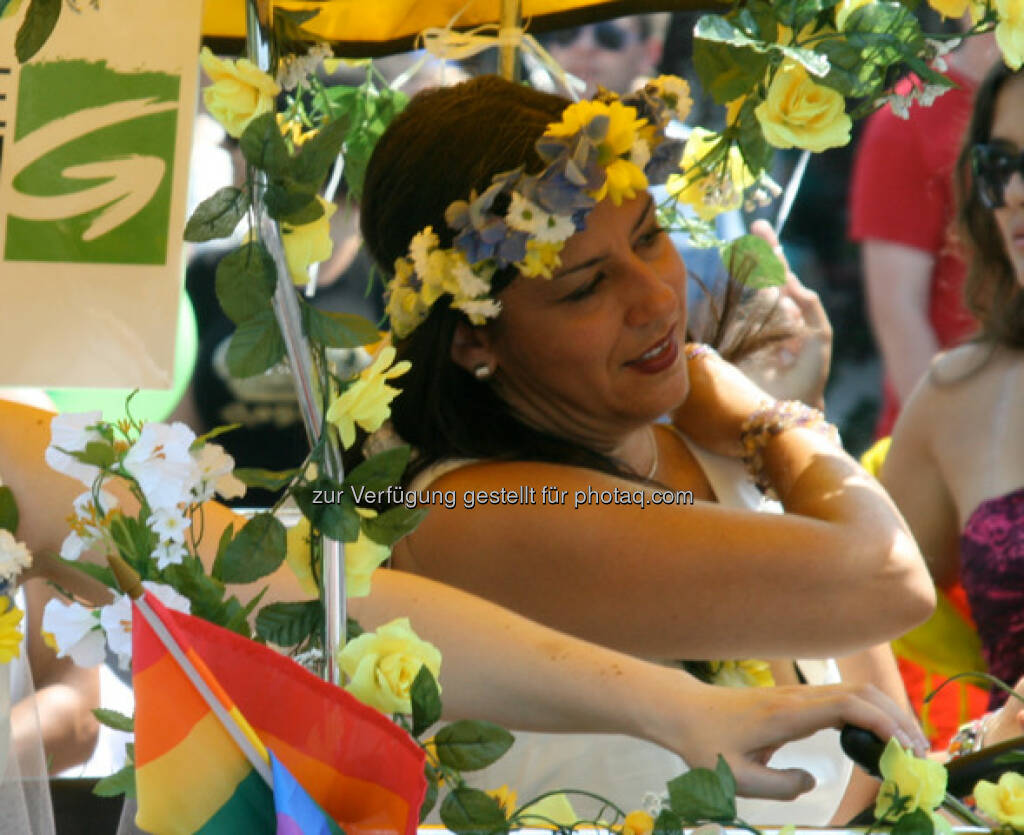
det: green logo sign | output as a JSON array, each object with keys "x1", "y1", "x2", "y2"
[{"x1": 4, "y1": 59, "x2": 179, "y2": 264}]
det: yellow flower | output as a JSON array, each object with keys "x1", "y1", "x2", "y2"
[
  {"x1": 387, "y1": 258, "x2": 431, "y2": 339},
  {"x1": 285, "y1": 517, "x2": 319, "y2": 598},
  {"x1": 874, "y1": 738, "x2": 947, "y2": 822},
  {"x1": 337, "y1": 617, "x2": 442, "y2": 715},
  {"x1": 975, "y1": 772, "x2": 1024, "y2": 829},
  {"x1": 666, "y1": 128, "x2": 754, "y2": 221},
  {"x1": 200, "y1": 46, "x2": 281, "y2": 139},
  {"x1": 519, "y1": 793, "x2": 578, "y2": 827},
  {"x1": 648, "y1": 75, "x2": 693, "y2": 123},
  {"x1": 544, "y1": 99, "x2": 649, "y2": 205},
  {"x1": 995, "y1": 0, "x2": 1024, "y2": 69},
  {"x1": 755, "y1": 62, "x2": 851, "y2": 152},
  {"x1": 281, "y1": 196, "x2": 337, "y2": 286},
  {"x1": 486, "y1": 785, "x2": 518, "y2": 816},
  {"x1": 0, "y1": 596, "x2": 24, "y2": 664},
  {"x1": 835, "y1": 0, "x2": 875, "y2": 29},
  {"x1": 325, "y1": 346, "x2": 411, "y2": 449},
  {"x1": 926, "y1": 0, "x2": 972, "y2": 17},
  {"x1": 710, "y1": 659, "x2": 775, "y2": 688},
  {"x1": 0, "y1": 0, "x2": 23, "y2": 19},
  {"x1": 347, "y1": 508, "x2": 391, "y2": 598},
  {"x1": 620, "y1": 810, "x2": 654, "y2": 835},
  {"x1": 277, "y1": 113, "x2": 319, "y2": 148},
  {"x1": 519, "y1": 240, "x2": 563, "y2": 279}
]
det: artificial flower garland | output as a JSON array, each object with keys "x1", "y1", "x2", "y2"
[
  {"x1": 384, "y1": 75, "x2": 692, "y2": 338},
  {"x1": 0, "y1": 474, "x2": 31, "y2": 665}
]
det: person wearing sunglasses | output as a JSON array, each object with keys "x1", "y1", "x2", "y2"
[
  {"x1": 881, "y1": 62, "x2": 1024, "y2": 749},
  {"x1": 538, "y1": 16, "x2": 662, "y2": 96}
]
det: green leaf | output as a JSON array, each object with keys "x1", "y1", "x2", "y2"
[
  {"x1": 714, "y1": 754, "x2": 737, "y2": 800},
  {"x1": 192, "y1": 424, "x2": 242, "y2": 449},
  {"x1": 294, "y1": 481, "x2": 361, "y2": 542},
  {"x1": 161, "y1": 557, "x2": 228, "y2": 623},
  {"x1": 361, "y1": 505, "x2": 428, "y2": 547},
  {"x1": 93, "y1": 764, "x2": 136, "y2": 799},
  {"x1": 291, "y1": 116, "x2": 351, "y2": 186},
  {"x1": 694, "y1": 38, "x2": 771, "y2": 105},
  {"x1": 255, "y1": 600, "x2": 324, "y2": 647},
  {"x1": 666, "y1": 764, "x2": 736, "y2": 822},
  {"x1": 70, "y1": 440, "x2": 116, "y2": 469},
  {"x1": 15, "y1": 0, "x2": 60, "y2": 62},
  {"x1": 772, "y1": 0, "x2": 826, "y2": 30},
  {"x1": 218, "y1": 513, "x2": 286, "y2": 583},
  {"x1": 345, "y1": 446, "x2": 411, "y2": 495},
  {"x1": 57, "y1": 555, "x2": 117, "y2": 590},
  {"x1": 93, "y1": 708, "x2": 134, "y2": 733},
  {"x1": 240, "y1": 113, "x2": 291, "y2": 177},
  {"x1": 410, "y1": 665, "x2": 442, "y2": 737},
  {"x1": 215, "y1": 243, "x2": 277, "y2": 325},
  {"x1": 226, "y1": 310, "x2": 286, "y2": 378},
  {"x1": 434, "y1": 721, "x2": 514, "y2": 771},
  {"x1": 419, "y1": 771, "x2": 439, "y2": 823},
  {"x1": 342, "y1": 129, "x2": 377, "y2": 202},
  {"x1": 722, "y1": 234, "x2": 786, "y2": 289},
  {"x1": 440, "y1": 787, "x2": 508, "y2": 834},
  {"x1": 210, "y1": 521, "x2": 237, "y2": 583},
  {"x1": 891, "y1": 809, "x2": 935, "y2": 835},
  {"x1": 995, "y1": 750, "x2": 1024, "y2": 765},
  {"x1": 0, "y1": 486, "x2": 19, "y2": 535},
  {"x1": 184, "y1": 187, "x2": 250, "y2": 243},
  {"x1": 735, "y1": 96, "x2": 774, "y2": 178},
  {"x1": 233, "y1": 467, "x2": 299, "y2": 491},
  {"x1": 302, "y1": 304, "x2": 381, "y2": 349},
  {"x1": 653, "y1": 808, "x2": 683, "y2": 835},
  {"x1": 347, "y1": 616, "x2": 364, "y2": 641},
  {"x1": 264, "y1": 181, "x2": 319, "y2": 223},
  {"x1": 777, "y1": 44, "x2": 830, "y2": 77}
]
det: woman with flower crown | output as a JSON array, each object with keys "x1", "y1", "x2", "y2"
[{"x1": 354, "y1": 74, "x2": 935, "y2": 823}]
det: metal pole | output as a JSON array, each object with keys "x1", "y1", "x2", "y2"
[
  {"x1": 498, "y1": 0, "x2": 522, "y2": 81},
  {"x1": 245, "y1": 0, "x2": 346, "y2": 685}
]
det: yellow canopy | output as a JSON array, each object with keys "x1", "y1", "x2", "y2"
[{"x1": 202, "y1": 0, "x2": 725, "y2": 56}]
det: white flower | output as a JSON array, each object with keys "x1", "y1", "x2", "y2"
[
  {"x1": 192, "y1": 443, "x2": 246, "y2": 502},
  {"x1": 505, "y1": 193, "x2": 576, "y2": 244},
  {"x1": 276, "y1": 42, "x2": 333, "y2": 90},
  {"x1": 0, "y1": 531, "x2": 32, "y2": 582},
  {"x1": 629, "y1": 138, "x2": 652, "y2": 172},
  {"x1": 123, "y1": 422, "x2": 201, "y2": 511},
  {"x1": 41, "y1": 599, "x2": 105, "y2": 667},
  {"x1": 60, "y1": 530, "x2": 94, "y2": 561},
  {"x1": 45, "y1": 411, "x2": 104, "y2": 487},
  {"x1": 148, "y1": 506, "x2": 191, "y2": 544},
  {"x1": 408, "y1": 227, "x2": 439, "y2": 278},
  {"x1": 153, "y1": 540, "x2": 188, "y2": 570},
  {"x1": 73, "y1": 489, "x2": 118, "y2": 519},
  {"x1": 454, "y1": 298, "x2": 502, "y2": 324},
  {"x1": 60, "y1": 489, "x2": 118, "y2": 561},
  {"x1": 101, "y1": 581, "x2": 191, "y2": 669},
  {"x1": 450, "y1": 259, "x2": 490, "y2": 299},
  {"x1": 917, "y1": 84, "x2": 949, "y2": 107}
]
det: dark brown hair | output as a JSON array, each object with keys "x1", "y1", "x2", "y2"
[{"x1": 955, "y1": 63, "x2": 1024, "y2": 349}]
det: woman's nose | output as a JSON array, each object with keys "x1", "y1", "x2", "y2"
[{"x1": 623, "y1": 259, "x2": 679, "y2": 328}]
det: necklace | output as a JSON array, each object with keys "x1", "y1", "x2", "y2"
[{"x1": 642, "y1": 425, "x2": 659, "y2": 480}]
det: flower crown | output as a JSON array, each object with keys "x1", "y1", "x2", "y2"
[{"x1": 385, "y1": 76, "x2": 692, "y2": 338}]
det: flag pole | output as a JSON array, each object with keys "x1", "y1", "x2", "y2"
[{"x1": 109, "y1": 555, "x2": 274, "y2": 788}]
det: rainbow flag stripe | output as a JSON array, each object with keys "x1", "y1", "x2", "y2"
[{"x1": 133, "y1": 592, "x2": 426, "y2": 835}]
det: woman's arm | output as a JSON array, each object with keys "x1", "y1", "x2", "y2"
[{"x1": 355, "y1": 570, "x2": 929, "y2": 799}]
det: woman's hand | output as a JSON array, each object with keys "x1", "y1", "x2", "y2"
[
  {"x1": 649, "y1": 681, "x2": 929, "y2": 800},
  {"x1": 982, "y1": 677, "x2": 1024, "y2": 747},
  {"x1": 672, "y1": 344, "x2": 776, "y2": 457},
  {"x1": 735, "y1": 221, "x2": 833, "y2": 410}
]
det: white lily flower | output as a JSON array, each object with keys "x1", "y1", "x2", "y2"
[
  {"x1": 41, "y1": 599, "x2": 105, "y2": 667},
  {"x1": 192, "y1": 443, "x2": 246, "y2": 502},
  {"x1": 153, "y1": 539, "x2": 188, "y2": 570},
  {"x1": 45, "y1": 411, "x2": 104, "y2": 487},
  {"x1": 101, "y1": 581, "x2": 191, "y2": 669},
  {"x1": 0, "y1": 530, "x2": 32, "y2": 582},
  {"x1": 148, "y1": 506, "x2": 191, "y2": 544},
  {"x1": 123, "y1": 422, "x2": 201, "y2": 511}
]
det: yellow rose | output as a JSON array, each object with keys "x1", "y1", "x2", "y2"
[
  {"x1": 284, "y1": 517, "x2": 319, "y2": 598},
  {"x1": 755, "y1": 62, "x2": 852, "y2": 153},
  {"x1": 666, "y1": 128, "x2": 754, "y2": 221},
  {"x1": 347, "y1": 508, "x2": 391, "y2": 598},
  {"x1": 620, "y1": 810, "x2": 654, "y2": 835},
  {"x1": 874, "y1": 738, "x2": 947, "y2": 821},
  {"x1": 975, "y1": 772, "x2": 1024, "y2": 830},
  {"x1": 0, "y1": 596, "x2": 24, "y2": 664},
  {"x1": 200, "y1": 46, "x2": 281, "y2": 139},
  {"x1": 325, "y1": 346, "x2": 411, "y2": 449},
  {"x1": 995, "y1": 0, "x2": 1024, "y2": 69},
  {"x1": 281, "y1": 196, "x2": 337, "y2": 286},
  {"x1": 337, "y1": 617, "x2": 442, "y2": 715}
]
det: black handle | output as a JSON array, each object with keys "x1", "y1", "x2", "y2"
[
  {"x1": 945, "y1": 735, "x2": 1024, "y2": 797},
  {"x1": 839, "y1": 724, "x2": 886, "y2": 778}
]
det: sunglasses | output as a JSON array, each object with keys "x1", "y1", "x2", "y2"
[
  {"x1": 972, "y1": 143, "x2": 1024, "y2": 209},
  {"x1": 543, "y1": 22, "x2": 638, "y2": 52}
]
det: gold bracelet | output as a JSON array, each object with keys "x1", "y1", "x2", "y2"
[{"x1": 740, "y1": 400, "x2": 840, "y2": 497}]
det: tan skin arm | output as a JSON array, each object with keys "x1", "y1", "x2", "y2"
[{"x1": 878, "y1": 372, "x2": 963, "y2": 589}]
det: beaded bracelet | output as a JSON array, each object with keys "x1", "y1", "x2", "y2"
[
  {"x1": 947, "y1": 713, "x2": 995, "y2": 759},
  {"x1": 739, "y1": 400, "x2": 841, "y2": 497}
]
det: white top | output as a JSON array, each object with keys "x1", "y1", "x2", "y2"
[{"x1": 413, "y1": 437, "x2": 852, "y2": 825}]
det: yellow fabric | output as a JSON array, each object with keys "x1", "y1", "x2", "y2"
[
  {"x1": 202, "y1": 0, "x2": 726, "y2": 44},
  {"x1": 858, "y1": 438, "x2": 987, "y2": 678}
]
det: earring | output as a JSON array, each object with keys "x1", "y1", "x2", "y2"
[{"x1": 473, "y1": 364, "x2": 493, "y2": 380}]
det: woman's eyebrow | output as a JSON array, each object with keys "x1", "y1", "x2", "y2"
[{"x1": 553, "y1": 198, "x2": 656, "y2": 279}]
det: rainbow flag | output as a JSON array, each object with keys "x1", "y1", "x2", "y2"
[{"x1": 132, "y1": 591, "x2": 426, "y2": 835}]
